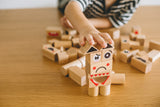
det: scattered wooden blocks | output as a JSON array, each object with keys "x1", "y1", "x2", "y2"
[
  {"x1": 148, "y1": 49, "x2": 160, "y2": 62},
  {"x1": 46, "y1": 26, "x2": 63, "y2": 38},
  {"x1": 132, "y1": 25, "x2": 141, "y2": 35},
  {"x1": 131, "y1": 56, "x2": 152, "y2": 74},
  {"x1": 149, "y1": 40, "x2": 160, "y2": 51},
  {"x1": 68, "y1": 66, "x2": 86, "y2": 86},
  {"x1": 111, "y1": 73, "x2": 125, "y2": 85},
  {"x1": 56, "y1": 51, "x2": 69, "y2": 64},
  {"x1": 42, "y1": 44, "x2": 60, "y2": 61},
  {"x1": 121, "y1": 36, "x2": 130, "y2": 50},
  {"x1": 66, "y1": 47, "x2": 78, "y2": 62}
]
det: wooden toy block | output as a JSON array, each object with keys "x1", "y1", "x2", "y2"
[
  {"x1": 46, "y1": 26, "x2": 63, "y2": 37},
  {"x1": 66, "y1": 47, "x2": 78, "y2": 62},
  {"x1": 64, "y1": 28, "x2": 77, "y2": 36},
  {"x1": 119, "y1": 49, "x2": 139, "y2": 63},
  {"x1": 56, "y1": 51, "x2": 69, "y2": 64},
  {"x1": 72, "y1": 38, "x2": 80, "y2": 48},
  {"x1": 48, "y1": 38, "x2": 59, "y2": 44},
  {"x1": 113, "y1": 50, "x2": 117, "y2": 60},
  {"x1": 148, "y1": 49, "x2": 160, "y2": 62},
  {"x1": 42, "y1": 44, "x2": 60, "y2": 61},
  {"x1": 88, "y1": 87, "x2": 99, "y2": 97},
  {"x1": 136, "y1": 51, "x2": 149, "y2": 61},
  {"x1": 78, "y1": 49, "x2": 85, "y2": 57},
  {"x1": 130, "y1": 41, "x2": 140, "y2": 50},
  {"x1": 121, "y1": 36, "x2": 130, "y2": 50},
  {"x1": 131, "y1": 56, "x2": 152, "y2": 73},
  {"x1": 113, "y1": 37, "x2": 120, "y2": 50},
  {"x1": 80, "y1": 42, "x2": 98, "y2": 55},
  {"x1": 129, "y1": 33, "x2": 137, "y2": 40},
  {"x1": 132, "y1": 25, "x2": 141, "y2": 35},
  {"x1": 149, "y1": 40, "x2": 160, "y2": 51},
  {"x1": 106, "y1": 28, "x2": 120, "y2": 39},
  {"x1": 99, "y1": 85, "x2": 110, "y2": 96},
  {"x1": 61, "y1": 56, "x2": 85, "y2": 76},
  {"x1": 68, "y1": 66, "x2": 86, "y2": 86},
  {"x1": 111, "y1": 73, "x2": 125, "y2": 84},
  {"x1": 52, "y1": 40, "x2": 72, "y2": 49},
  {"x1": 136, "y1": 34, "x2": 146, "y2": 46},
  {"x1": 61, "y1": 34, "x2": 72, "y2": 40}
]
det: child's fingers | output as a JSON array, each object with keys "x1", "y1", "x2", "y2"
[
  {"x1": 100, "y1": 33, "x2": 114, "y2": 44},
  {"x1": 85, "y1": 35, "x2": 94, "y2": 45},
  {"x1": 93, "y1": 34, "x2": 107, "y2": 48},
  {"x1": 79, "y1": 36, "x2": 85, "y2": 46}
]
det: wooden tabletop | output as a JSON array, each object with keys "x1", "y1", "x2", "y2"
[{"x1": 0, "y1": 6, "x2": 160, "y2": 107}]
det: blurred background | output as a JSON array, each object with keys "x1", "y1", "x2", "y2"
[{"x1": 0, "y1": 0, "x2": 160, "y2": 10}]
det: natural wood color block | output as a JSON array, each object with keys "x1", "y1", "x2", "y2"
[
  {"x1": 100, "y1": 85, "x2": 110, "y2": 96},
  {"x1": 106, "y1": 28, "x2": 120, "y2": 39},
  {"x1": 61, "y1": 35, "x2": 72, "y2": 40},
  {"x1": 72, "y1": 38, "x2": 80, "y2": 48},
  {"x1": 42, "y1": 44, "x2": 60, "y2": 61},
  {"x1": 132, "y1": 25, "x2": 141, "y2": 35},
  {"x1": 64, "y1": 28, "x2": 77, "y2": 36},
  {"x1": 88, "y1": 87, "x2": 99, "y2": 97},
  {"x1": 61, "y1": 56, "x2": 85, "y2": 76},
  {"x1": 113, "y1": 50, "x2": 117, "y2": 60},
  {"x1": 80, "y1": 42, "x2": 98, "y2": 54},
  {"x1": 136, "y1": 34, "x2": 146, "y2": 46},
  {"x1": 46, "y1": 26, "x2": 63, "y2": 37},
  {"x1": 66, "y1": 47, "x2": 78, "y2": 62},
  {"x1": 48, "y1": 38, "x2": 59, "y2": 44},
  {"x1": 57, "y1": 52, "x2": 69, "y2": 65},
  {"x1": 111, "y1": 73, "x2": 125, "y2": 84},
  {"x1": 121, "y1": 36, "x2": 130, "y2": 50},
  {"x1": 78, "y1": 49, "x2": 85, "y2": 57},
  {"x1": 52, "y1": 40, "x2": 72, "y2": 49},
  {"x1": 148, "y1": 49, "x2": 160, "y2": 62},
  {"x1": 136, "y1": 51, "x2": 149, "y2": 61},
  {"x1": 129, "y1": 33, "x2": 137, "y2": 40},
  {"x1": 149, "y1": 40, "x2": 160, "y2": 51},
  {"x1": 68, "y1": 66, "x2": 86, "y2": 86},
  {"x1": 130, "y1": 41, "x2": 140, "y2": 50},
  {"x1": 131, "y1": 56, "x2": 152, "y2": 74}
]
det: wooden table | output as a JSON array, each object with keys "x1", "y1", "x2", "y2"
[{"x1": 0, "y1": 6, "x2": 160, "y2": 107}]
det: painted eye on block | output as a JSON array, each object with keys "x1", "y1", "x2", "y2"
[
  {"x1": 104, "y1": 52, "x2": 111, "y2": 59},
  {"x1": 93, "y1": 54, "x2": 101, "y2": 62}
]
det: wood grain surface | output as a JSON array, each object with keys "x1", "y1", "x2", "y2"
[{"x1": 0, "y1": 6, "x2": 160, "y2": 107}]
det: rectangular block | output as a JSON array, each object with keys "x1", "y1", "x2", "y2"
[
  {"x1": 72, "y1": 38, "x2": 80, "y2": 48},
  {"x1": 129, "y1": 33, "x2": 137, "y2": 40},
  {"x1": 121, "y1": 36, "x2": 130, "y2": 50},
  {"x1": 68, "y1": 66, "x2": 86, "y2": 86},
  {"x1": 66, "y1": 47, "x2": 78, "y2": 62},
  {"x1": 136, "y1": 35, "x2": 146, "y2": 46},
  {"x1": 56, "y1": 52, "x2": 69, "y2": 64},
  {"x1": 52, "y1": 40, "x2": 72, "y2": 49},
  {"x1": 64, "y1": 28, "x2": 77, "y2": 36},
  {"x1": 148, "y1": 49, "x2": 160, "y2": 62},
  {"x1": 149, "y1": 40, "x2": 160, "y2": 51},
  {"x1": 136, "y1": 51, "x2": 149, "y2": 61},
  {"x1": 106, "y1": 28, "x2": 120, "y2": 39},
  {"x1": 132, "y1": 25, "x2": 141, "y2": 35},
  {"x1": 130, "y1": 41, "x2": 140, "y2": 50},
  {"x1": 61, "y1": 34, "x2": 72, "y2": 40},
  {"x1": 46, "y1": 26, "x2": 63, "y2": 37},
  {"x1": 111, "y1": 73, "x2": 125, "y2": 85},
  {"x1": 131, "y1": 56, "x2": 152, "y2": 73},
  {"x1": 42, "y1": 44, "x2": 60, "y2": 61},
  {"x1": 80, "y1": 42, "x2": 98, "y2": 54}
]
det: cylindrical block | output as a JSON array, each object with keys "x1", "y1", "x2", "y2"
[
  {"x1": 100, "y1": 85, "x2": 110, "y2": 96},
  {"x1": 57, "y1": 52, "x2": 69, "y2": 65},
  {"x1": 88, "y1": 87, "x2": 99, "y2": 97},
  {"x1": 111, "y1": 73, "x2": 125, "y2": 84},
  {"x1": 52, "y1": 41, "x2": 72, "y2": 49}
]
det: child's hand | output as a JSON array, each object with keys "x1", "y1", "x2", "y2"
[
  {"x1": 60, "y1": 16, "x2": 73, "y2": 29},
  {"x1": 79, "y1": 29, "x2": 114, "y2": 48}
]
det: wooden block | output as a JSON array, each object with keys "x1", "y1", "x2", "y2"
[
  {"x1": 129, "y1": 33, "x2": 137, "y2": 40},
  {"x1": 130, "y1": 41, "x2": 140, "y2": 50},
  {"x1": 80, "y1": 42, "x2": 98, "y2": 55},
  {"x1": 61, "y1": 34, "x2": 72, "y2": 40},
  {"x1": 131, "y1": 56, "x2": 152, "y2": 73},
  {"x1": 106, "y1": 28, "x2": 120, "y2": 39},
  {"x1": 46, "y1": 26, "x2": 63, "y2": 37},
  {"x1": 72, "y1": 38, "x2": 80, "y2": 48},
  {"x1": 68, "y1": 66, "x2": 86, "y2": 86},
  {"x1": 132, "y1": 25, "x2": 141, "y2": 35},
  {"x1": 48, "y1": 38, "x2": 59, "y2": 44},
  {"x1": 61, "y1": 56, "x2": 85, "y2": 76},
  {"x1": 88, "y1": 87, "x2": 99, "y2": 97},
  {"x1": 136, "y1": 51, "x2": 149, "y2": 61},
  {"x1": 111, "y1": 73, "x2": 125, "y2": 84},
  {"x1": 42, "y1": 44, "x2": 60, "y2": 61},
  {"x1": 64, "y1": 28, "x2": 77, "y2": 36},
  {"x1": 56, "y1": 51, "x2": 69, "y2": 64},
  {"x1": 113, "y1": 50, "x2": 117, "y2": 60},
  {"x1": 78, "y1": 49, "x2": 85, "y2": 57},
  {"x1": 149, "y1": 40, "x2": 160, "y2": 51},
  {"x1": 136, "y1": 34, "x2": 146, "y2": 46},
  {"x1": 121, "y1": 36, "x2": 130, "y2": 50},
  {"x1": 148, "y1": 49, "x2": 160, "y2": 62},
  {"x1": 52, "y1": 40, "x2": 72, "y2": 49},
  {"x1": 66, "y1": 47, "x2": 78, "y2": 62},
  {"x1": 99, "y1": 85, "x2": 110, "y2": 96}
]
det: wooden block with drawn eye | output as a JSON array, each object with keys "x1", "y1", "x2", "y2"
[
  {"x1": 72, "y1": 38, "x2": 80, "y2": 48},
  {"x1": 131, "y1": 56, "x2": 152, "y2": 74},
  {"x1": 46, "y1": 26, "x2": 63, "y2": 38},
  {"x1": 42, "y1": 44, "x2": 60, "y2": 61},
  {"x1": 136, "y1": 51, "x2": 149, "y2": 61},
  {"x1": 121, "y1": 36, "x2": 130, "y2": 50}
]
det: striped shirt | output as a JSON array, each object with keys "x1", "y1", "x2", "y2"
[{"x1": 72, "y1": 0, "x2": 140, "y2": 28}]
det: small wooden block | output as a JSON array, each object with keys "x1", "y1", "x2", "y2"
[
  {"x1": 72, "y1": 38, "x2": 80, "y2": 48},
  {"x1": 66, "y1": 47, "x2": 78, "y2": 62},
  {"x1": 42, "y1": 44, "x2": 60, "y2": 61},
  {"x1": 64, "y1": 28, "x2": 77, "y2": 36},
  {"x1": 131, "y1": 56, "x2": 152, "y2": 73},
  {"x1": 111, "y1": 73, "x2": 125, "y2": 84},
  {"x1": 61, "y1": 56, "x2": 85, "y2": 76},
  {"x1": 136, "y1": 34, "x2": 146, "y2": 46},
  {"x1": 48, "y1": 38, "x2": 59, "y2": 44},
  {"x1": 149, "y1": 40, "x2": 160, "y2": 51},
  {"x1": 57, "y1": 51, "x2": 69, "y2": 64},
  {"x1": 68, "y1": 66, "x2": 86, "y2": 86},
  {"x1": 88, "y1": 87, "x2": 99, "y2": 97},
  {"x1": 106, "y1": 28, "x2": 120, "y2": 39},
  {"x1": 46, "y1": 26, "x2": 63, "y2": 37},
  {"x1": 61, "y1": 34, "x2": 72, "y2": 40},
  {"x1": 52, "y1": 40, "x2": 72, "y2": 49},
  {"x1": 99, "y1": 85, "x2": 110, "y2": 96},
  {"x1": 78, "y1": 49, "x2": 85, "y2": 57},
  {"x1": 132, "y1": 25, "x2": 141, "y2": 35},
  {"x1": 80, "y1": 42, "x2": 98, "y2": 55},
  {"x1": 136, "y1": 51, "x2": 149, "y2": 61},
  {"x1": 129, "y1": 33, "x2": 137, "y2": 40},
  {"x1": 130, "y1": 41, "x2": 140, "y2": 50},
  {"x1": 121, "y1": 36, "x2": 130, "y2": 50},
  {"x1": 148, "y1": 49, "x2": 160, "y2": 62}
]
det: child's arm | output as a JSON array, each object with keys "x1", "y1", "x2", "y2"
[{"x1": 65, "y1": 1, "x2": 113, "y2": 48}]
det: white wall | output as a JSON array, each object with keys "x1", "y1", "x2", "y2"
[{"x1": 0, "y1": 0, "x2": 160, "y2": 10}]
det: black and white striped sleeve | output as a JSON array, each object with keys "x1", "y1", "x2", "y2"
[
  {"x1": 71, "y1": 0, "x2": 90, "y2": 11},
  {"x1": 108, "y1": 0, "x2": 140, "y2": 28}
]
